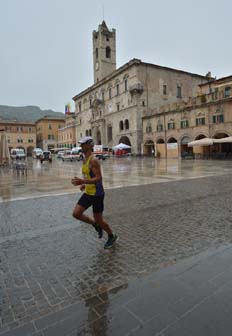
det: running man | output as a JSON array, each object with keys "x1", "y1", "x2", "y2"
[{"x1": 72, "y1": 136, "x2": 118, "y2": 249}]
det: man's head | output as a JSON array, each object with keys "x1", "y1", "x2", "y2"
[{"x1": 78, "y1": 136, "x2": 94, "y2": 153}]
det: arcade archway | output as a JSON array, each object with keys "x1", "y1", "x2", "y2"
[
  {"x1": 118, "y1": 136, "x2": 131, "y2": 146},
  {"x1": 144, "y1": 140, "x2": 155, "y2": 156},
  {"x1": 212, "y1": 132, "x2": 232, "y2": 158}
]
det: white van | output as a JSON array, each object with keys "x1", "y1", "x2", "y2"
[
  {"x1": 32, "y1": 148, "x2": 43, "y2": 159},
  {"x1": 10, "y1": 148, "x2": 26, "y2": 160}
]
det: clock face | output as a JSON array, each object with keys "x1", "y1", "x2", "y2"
[{"x1": 95, "y1": 62, "x2": 99, "y2": 70}]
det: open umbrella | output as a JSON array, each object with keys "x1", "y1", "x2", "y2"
[
  {"x1": 188, "y1": 138, "x2": 214, "y2": 147},
  {"x1": 113, "y1": 143, "x2": 131, "y2": 150}
]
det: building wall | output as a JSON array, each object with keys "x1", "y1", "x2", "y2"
[
  {"x1": 0, "y1": 122, "x2": 36, "y2": 154},
  {"x1": 57, "y1": 115, "x2": 76, "y2": 148},
  {"x1": 74, "y1": 64, "x2": 140, "y2": 150},
  {"x1": 143, "y1": 78, "x2": 232, "y2": 158},
  {"x1": 74, "y1": 62, "x2": 208, "y2": 154},
  {"x1": 36, "y1": 118, "x2": 65, "y2": 150}
]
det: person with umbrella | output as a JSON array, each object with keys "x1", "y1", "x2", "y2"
[{"x1": 71, "y1": 136, "x2": 118, "y2": 249}]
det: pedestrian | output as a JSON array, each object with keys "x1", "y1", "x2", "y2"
[{"x1": 72, "y1": 136, "x2": 118, "y2": 249}]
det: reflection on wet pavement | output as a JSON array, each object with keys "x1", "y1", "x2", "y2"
[
  {"x1": 0, "y1": 158, "x2": 232, "y2": 201},
  {"x1": 1, "y1": 157, "x2": 232, "y2": 202}
]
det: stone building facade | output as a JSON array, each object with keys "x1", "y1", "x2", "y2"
[
  {"x1": 0, "y1": 120, "x2": 36, "y2": 155},
  {"x1": 57, "y1": 113, "x2": 76, "y2": 148},
  {"x1": 36, "y1": 116, "x2": 65, "y2": 150},
  {"x1": 73, "y1": 21, "x2": 209, "y2": 154},
  {"x1": 143, "y1": 75, "x2": 232, "y2": 158}
]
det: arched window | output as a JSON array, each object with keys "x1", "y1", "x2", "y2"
[
  {"x1": 119, "y1": 120, "x2": 124, "y2": 131},
  {"x1": 106, "y1": 46, "x2": 111, "y2": 58},
  {"x1": 125, "y1": 119, "x2": 129, "y2": 130},
  {"x1": 86, "y1": 130, "x2": 89, "y2": 136},
  {"x1": 89, "y1": 129, "x2": 92, "y2": 136}
]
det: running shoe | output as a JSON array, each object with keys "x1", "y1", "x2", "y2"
[{"x1": 104, "y1": 234, "x2": 118, "y2": 249}]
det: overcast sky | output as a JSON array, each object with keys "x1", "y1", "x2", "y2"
[{"x1": 0, "y1": 0, "x2": 231, "y2": 113}]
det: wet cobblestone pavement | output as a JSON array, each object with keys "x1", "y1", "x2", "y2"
[
  {"x1": 1, "y1": 166, "x2": 232, "y2": 334},
  {"x1": 1, "y1": 157, "x2": 232, "y2": 202}
]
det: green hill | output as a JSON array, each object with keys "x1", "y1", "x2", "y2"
[{"x1": 0, "y1": 105, "x2": 65, "y2": 122}]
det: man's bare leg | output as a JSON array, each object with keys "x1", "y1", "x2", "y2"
[
  {"x1": 94, "y1": 213, "x2": 113, "y2": 235},
  {"x1": 72, "y1": 204, "x2": 95, "y2": 225}
]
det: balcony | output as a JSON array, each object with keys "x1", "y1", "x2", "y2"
[
  {"x1": 129, "y1": 83, "x2": 144, "y2": 94},
  {"x1": 90, "y1": 98, "x2": 104, "y2": 109}
]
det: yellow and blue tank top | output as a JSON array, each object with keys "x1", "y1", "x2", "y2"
[{"x1": 82, "y1": 155, "x2": 104, "y2": 196}]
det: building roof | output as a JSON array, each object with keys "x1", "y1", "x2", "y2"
[
  {"x1": 36, "y1": 116, "x2": 65, "y2": 123},
  {"x1": 73, "y1": 58, "x2": 210, "y2": 101},
  {"x1": 0, "y1": 119, "x2": 36, "y2": 125},
  {"x1": 199, "y1": 75, "x2": 232, "y2": 86}
]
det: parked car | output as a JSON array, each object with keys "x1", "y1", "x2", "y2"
[
  {"x1": 40, "y1": 151, "x2": 52, "y2": 163},
  {"x1": 10, "y1": 148, "x2": 26, "y2": 160},
  {"x1": 71, "y1": 147, "x2": 83, "y2": 161},
  {"x1": 61, "y1": 150, "x2": 83, "y2": 162},
  {"x1": 57, "y1": 150, "x2": 65, "y2": 158},
  {"x1": 32, "y1": 148, "x2": 43, "y2": 159}
]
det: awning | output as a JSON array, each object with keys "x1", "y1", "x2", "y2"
[
  {"x1": 213, "y1": 136, "x2": 232, "y2": 143},
  {"x1": 188, "y1": 138, "x2": 214, "y2": 147}
]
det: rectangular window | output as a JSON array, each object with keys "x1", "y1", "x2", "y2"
[
  {"x1": 49, "y1": 124, "x2": 52, "y2": 130},
  {"x1": 181, "y1": 120, "x2": 189, "y2": 128},
  {"x1": 109, "y1": 88, "x2": 112, "y2": 99},
  {"x1": 125, "y1": 79, "x2": 128, "y2": 92},
  {"x1": 116, "y1": 84, "x2": 119, "y2": 96},
  {"x1": 146, "y1": 126, "x2": 152, "y2": 133},
  {"x1": 225, "y1": 87, "x2": 231, "y2": 98},
  {"x1": 116, "y1": 103, "x2": 120, "y2": 112},
  {"x1": 107, "y1": 126, "x2": 113, "y2": 142},
  {"x1": 163, "y1": 85, "x2": 167, "y2": 95},
  {"x1": 102, "y1": 91, "x2": 104, "y2": 101},
  {"x1": 168, "y1": 122, "x2": 175, "y2": 130},
  {"x1": 213, "y1": 114, "x2": 224, "y2": 123},
  {"x1": 214, "y1": 88, "x2": 218, "y2": 100},
  {"x1": 177, "y1": 86, "x2": 182, "y2": 98},
  {"x1": 78, "y1": 102, "x2": 82, "y2": 112},
  {"x1": 196, "y1": 117, "x2": 205, "y2": 126},
  {"x1": 157, "y1": 125, "x2": 163, "y2": 132}
]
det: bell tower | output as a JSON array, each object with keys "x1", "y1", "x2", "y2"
[{"x1": 93, "y1": 21, "x2": 116, "y2": 83}]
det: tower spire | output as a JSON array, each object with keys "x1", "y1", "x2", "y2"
[{"x1": 92, "y1": 22, "x2": 116, "y2": 83}]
